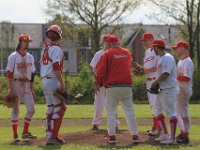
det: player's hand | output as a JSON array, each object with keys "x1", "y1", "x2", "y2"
[
  {"x1": 60, "y1": 82, "x2": 65, "y2": 92},
  {"x1": 151, "y1": 81, "x2": 158, "y2": 89},
  {"x1": 8, "y1": 88, "x2": 14, "y2": 97},
  {"x1": 94, "y1": 83, "x2": 100, "y2": 94},
  {"x1": 32, "y1": 91, "x2": 36, "y2": 100},
  {"x1": 132, "y1": 62, "x2": 139, "y2": 69}
]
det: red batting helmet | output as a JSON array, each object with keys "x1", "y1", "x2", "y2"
[{"x1": 46, "y1": 25, "x2": 62, "y2": 41}]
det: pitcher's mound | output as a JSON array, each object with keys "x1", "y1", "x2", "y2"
[{"x1": 13, "y1": 130, "x2": 199, "y2": 147}]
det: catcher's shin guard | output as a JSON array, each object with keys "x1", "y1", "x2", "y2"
[
  {"x1": 52, "y1": 103, "x2": 66, "y2": 138},
  {"x1": 46, "y1": 104, "x2": 54, "y2": 139}
]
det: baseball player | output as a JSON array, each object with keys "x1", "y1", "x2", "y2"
[
  {"x1": 172, "y1": 41, "x2": 194, "y2": 144},
  {"x1": 141, "y1": 32, "x2": 159, "y2": 136},
  {"x1": 40, "y1": 25, "x2": 66, "y2": 145},
  {"x1": 96, "y1": 35, "x2": 139, "y2": 144},
  {"x1": 151, "y1": 39, "x2": 178, "y2": 144},
  {"x1": 6, "y1": 34, "x2": 37, "y2": 143},
  {"x1": 90, "y1": 34, "x2": 120, "y2": 130}
]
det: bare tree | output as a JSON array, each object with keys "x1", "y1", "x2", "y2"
[
  {"x1": 46, "y1": 0, "x2": 139, "y2": 52},
  {"x1": 148, "y1": 0, "x2": 200, "y2": 68}
]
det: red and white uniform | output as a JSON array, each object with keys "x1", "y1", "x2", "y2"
[
  {"x1": 143, "y1": 48, "x2": 158, "y2": 108},
  {"x1": 6, "y1": 51, "x2": 36, "y2": 125},
  {"x1": 40, "y1": 45, "x2": 65, "y2": 139},
  {"x1": 176, "y1": 56, "x2": 194, "y2": 134},
  {"x1": 90, "y1": 49, "x2": 120, "y2": 126},
  {"x1": 96, "y1": 47, "x2": 138, "y2": 136}
]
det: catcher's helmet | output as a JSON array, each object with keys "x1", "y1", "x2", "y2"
[{"x1": 46, "y1": 25, "x2": 62, "y2": 41}]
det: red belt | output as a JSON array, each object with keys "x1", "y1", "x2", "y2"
[{"x1": 147, "y1": 77, "x2": 156, "y2": 81}]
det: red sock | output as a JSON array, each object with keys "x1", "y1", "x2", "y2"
[
  {"x1": 169, "y1": 117, "x2": 177, "y2": 139},
  {"x1": 23, "y1": 118, "x2": 31, "y2": 134},
  {"x1": 157, "y1": 114, "x2": 168, "y2": 134},
  {"x1": 153, "y1": 116, "x2": 159, "y2": 129},
  {"x1": 12, "y1": 120, "x2": 18, "y2": 136},
  {"x1": 183, "y1": 132, "x2": 189, "y2": 138}
]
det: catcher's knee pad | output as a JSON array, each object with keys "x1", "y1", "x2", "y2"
[{"x1": 52, "y1": 103, "x2": 66, "y2": 120}]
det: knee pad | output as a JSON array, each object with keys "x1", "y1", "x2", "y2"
[{"x1": 52, "y1": 103, "x2": 66, "y2": 120}]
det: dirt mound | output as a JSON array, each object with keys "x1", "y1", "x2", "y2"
[{"x1": 10, "y1": 130, "x2": 200, "y2": 148}]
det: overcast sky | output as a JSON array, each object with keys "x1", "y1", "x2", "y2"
[{"x1": 0, "y1": 0, "x2": 176, "y2": 24}]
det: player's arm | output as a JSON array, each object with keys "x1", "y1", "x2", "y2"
[
  {"x1": 177, "y1": 61, "x2": 193, "y2": 82},
  {"x1": 143, "y1": 67, "x2": 157, "y2": 74},
  {"x1": 7, "y1": 71, "x2": 14, "y2": 94},
  {"x1": 153, "y1": 72, "x2": 169, "y2": 84},
  {"x1": 53, "y1": 62, "x2": 65, "y2": 91},
  {"x1": 96, "y1": 53, "x2": 108, "y2": 86},
  {"x1": 6, "y1": 55, "x2": 15, "y2": 95}
]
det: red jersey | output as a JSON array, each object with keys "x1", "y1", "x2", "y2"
[{"x1": 96, "y1": 46, "x2": 133, "y2": 87}]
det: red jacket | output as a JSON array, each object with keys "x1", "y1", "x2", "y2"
[{"x1": 96, "y1": 46, "x2": 133, "y2": 87}]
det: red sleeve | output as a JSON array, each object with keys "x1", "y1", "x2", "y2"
[
  {"x1": 53, "y1": 62, "x2": 61, "y2": 71},
  {"x1": 96, "y1": 53, "x2": 108, "y2": 86},
  {"x1": 177, "y1": 75, "x2": 190, "y2": 82},
  {"x1": 7, "y1": 71, "x2": 13, "y2": 79}
]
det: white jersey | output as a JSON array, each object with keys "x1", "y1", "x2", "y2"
[
  {"x1": 156, "y1": 53, "x2": 177, "y2": 89},
  {"x1": 6, "y1": 51, "x2": 36, "y2": 80},
  {"x1": 143, "y1": 48, "x2": 158, "y2": 78},
  {"x1": 90, "y1": 49, "x2": 104, "y2": 69},
  {"x1": 40, "y1": 45, "x2": 64, "y2": 78},
  {"x1": 177, "y1": 56, "x2": 194, "y2": 90}
]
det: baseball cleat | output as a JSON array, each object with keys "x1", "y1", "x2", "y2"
[
  {"x1": 176, "y1": 134, "x2": 189, "y2": 144},
  {"x1": 22, "y1": 132, "x2": 37, "y2": 139},
  {"x1": 155, "y1": 134, "x2": 168, "y2": 142},
  {"x1": 56, "y1": 136, "x2": 66, "y2": 144},
  {"x1": 160, "y1": 137, "x2": 177, "y2": 145},
  {"x1": 132, "y1": 135, "x2": 140, "y2": 144},
  {"x1": 91, "y1": 125, "x2": 99, "y2": 131},
  {"x1": 46, "y1": 138, "x2": 60, "y2": 146},
  {"x1": 148, "y1": 127, "x2": 159, "y2": 136},
  {"x1": 13, "y1": 135, "x2": 20, "y2": 143},
  {"x1": 104, "y1": 135, "x2": 116, "y2": 144}
]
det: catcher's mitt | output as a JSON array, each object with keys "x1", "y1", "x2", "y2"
[
  {"x1": 147, "y1": 84, "x2": 160, "y2": 94},
  {"x1": 53, "y1": 89, "x2": 68, "y2": 102},
  {"x1": 132, "y1": 62, "x2": 144, "y2": 75},
  {"x1": 3, "y1": 94, "x2": 18, "y2": 108}
]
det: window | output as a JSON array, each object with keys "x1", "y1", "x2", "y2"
[{"x1": 64, "y1": 52, "x2": 69, "y2": 61}]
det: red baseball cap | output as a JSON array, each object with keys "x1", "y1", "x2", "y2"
[
  {"x1": 141, "y1": 32, "x2": 154, "y2": 41},
  {"x1": 172, "y1": 41, "x2": 189, "y2": 50},
  {"x1": 18, "y1": 34, "x2": 32, "y2": 42},
  {"x1": 104, "y1": 34, "x2": 119, "y2": 43},
  {"x1": 153, "y1": 39, "x2": 165, "y2": 47}
]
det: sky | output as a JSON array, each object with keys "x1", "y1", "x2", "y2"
[{"x1": 0, "y1": 0, "x2": 176, "y2": 24}]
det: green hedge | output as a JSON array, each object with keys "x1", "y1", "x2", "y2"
[{"x1": 0, "y1": 64, "x2": 200, "y2": 104}]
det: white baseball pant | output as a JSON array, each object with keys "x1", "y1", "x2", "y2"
[
  {"x1": 106, "y1": 87, "x2": 138, "y2": 136},
  {"x1": 92, "y1": 87, "x2": 120, "y2": 126},
  {"x1": 12, "y1": 80, "x2": 35, "y2": 121},
  {"x1": 176, "y1": 88, "x2": 192, "y2": 133}
]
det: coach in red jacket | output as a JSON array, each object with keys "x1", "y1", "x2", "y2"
[{"x1": 96, "y1": 35, "x2": 139, "y2": 144}]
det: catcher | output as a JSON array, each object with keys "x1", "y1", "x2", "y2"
[
  {"x1": 6, "y1": 34, "x2": 37, "y2": 143},
  {"x1": 40, "y1": 25, "x2": 67, "y2": 145}
]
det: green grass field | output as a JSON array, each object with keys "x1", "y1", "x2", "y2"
[{"x1": 0, "y1": 104, "x2": 200, "y2": 150}]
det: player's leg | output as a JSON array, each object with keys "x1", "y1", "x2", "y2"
[
  {"x1": 11, "y1": 81, "x2": 22, "y2": 142},
  {"x1": 22, "y1": 83, "x2": 37, "y2": 139},
  {"x1": 177, "y1": 89, "x2": 192, "y2": 144},
  {"x1": 91, "y1": 87, "x2": 106, "y2": 130},
  {"x1": 154, "y1": 91, "x2": 168, "y2": 142},
  {"x1": 42, "y1": 78, "x2": 55, "y2": 145},
  {"x1": 161, "y1": 88, "x2": 178, "y2": 144},
  {"x1": 119, "y1": 87, "x2": 139, "y2": 143},
  {"x1": 49, "y1": 78, "x2": 66, "y2": 144},
  {"x1": 104, "y1": 88, "x2": 120, "y2": 143},
  {"x1": 146, "y1": 81, "x2": 159, "y2": 136}
]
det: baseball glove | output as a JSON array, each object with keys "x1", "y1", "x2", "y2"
[
  {"x1": 132, "y1": 62, "x2": 144, "y2": 75},
  {"x1": 3, "y1": 94, "x2": 19, "y2": 108},
  {"x1": 53, "y1": 89, "x2": 68, "y2": 102},
  {"x1": 147, "y1": 84, "x2": 160, "y2": 94}
]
